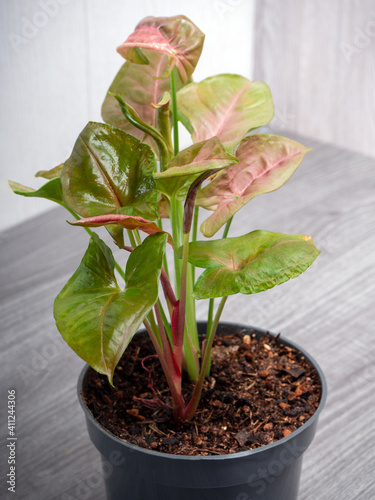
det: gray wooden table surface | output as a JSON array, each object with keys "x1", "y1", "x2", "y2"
[{"x1": 1, "y1": 133, "x2": 374, "y2": 499}]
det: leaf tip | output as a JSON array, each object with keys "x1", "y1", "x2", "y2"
[{"x1": 107, "y1": 372, "x2": 115, "y2": 387}]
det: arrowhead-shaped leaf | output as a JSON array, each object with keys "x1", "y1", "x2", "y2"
[
  {"x1": 153, "y1": 136, "x2": 238, "y2": 200},
  {"x1": 188, "y1": 230, "x2": 320, "y2": 299},
  {"x1": 61, "y1": 122, "x2": 158, "y2": 220},
  {"x1": 196, "y1": 134, "x2": 311, "y2": 237},
  {"x1": 9, "y1": 178, "x2": 64, "y2": 205},
  {"x1": 177, "y1": 75, "x2": 274, "y2": 153},
  {"x1": 116, "y1": 15, "x2": 205, "y2": 83},
  {"x1": 54, "y1": 232, "x2": 167, "y2": 383},
  {"x1": 71, "y1": 214, "x2": 174, "y2": 248}
]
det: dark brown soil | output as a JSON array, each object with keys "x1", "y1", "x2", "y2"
[{"x1": 83, "y1": 328, "x2": 322, "y2": 456}]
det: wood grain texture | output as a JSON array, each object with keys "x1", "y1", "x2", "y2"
[
  {"x1": 0, "y1": 134, "x2": 374, "y2": 498},
  {"x1": 254, "y1": 0, "x2": 375, "y2": 159}
]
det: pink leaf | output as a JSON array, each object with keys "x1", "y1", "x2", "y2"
[
  {"x1": 117, "y1": 15, "x2": 205, "y2": 83},
  {"x1": 196, "y1": 134, "x2": 312, "y2": 237},
  {"x1": 70, "y1": 214, "x2": 174, "y2": 248},
  {"x1": 102, "y1": 52, "x2": 176, "y2": 156},
  {"x1": 177, "y1": 75, "x2": 274, "y2": 153}
]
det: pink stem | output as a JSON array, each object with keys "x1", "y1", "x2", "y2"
[
  {"x1": 161, "y1": 269, "x2": 177, "y2": 307},
  {"x1": 143, "y1": 319, "x2": 185, "y2": 419},
  {"x1": 171, "y1": 300, "x2": 183, "y2": 370}
]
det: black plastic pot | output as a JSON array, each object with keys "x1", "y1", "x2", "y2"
[{"x1": 77, "y1": 322, "x2": 327, "y2": 500}]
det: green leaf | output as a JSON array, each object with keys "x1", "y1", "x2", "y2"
[
  {"x1": 177, "y1": 74, "x2": 274, "y2": 153},
  {"x1": 116, "y1": 15, "x2": 205, "y2": 83},
  {"x1": 54, "y1": 232, "x2": 167, "y2": 383},
  {"x1": 102, "y1": 51, "x2": 185, "y2": 157},
  {"x1": 61, "y1": 121, "x2": 158, "y2": 220},
  {"x1": 35, "y1": 163, "x2": 64, "y2": 179},
  {"x1": 9, "y1": 178, "x2": 64, "y2": 205},
  {"x1": 188, "y1": 230, "x2": 320, "y2": 299},
  {"x1": 196, "y1": 134, "x2": 311, "y2": 237},
  {"x1": 153, "y1": 136, "x2": 238, "y2": 200}
]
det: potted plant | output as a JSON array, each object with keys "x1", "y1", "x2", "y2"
[{"x1": 9, "y1": 15, "x2": 326, "y2": 500}]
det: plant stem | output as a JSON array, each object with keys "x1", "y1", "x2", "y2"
[
  {"x1": 109, "y1": 92, "x2": 169, "y2": 170},
  {"x1": 223, "y1": 216, "x2": 233, "y2": 238},
  {"x1": 127, "y1": 229, "x2": 137, "y2": 248},
  {"x1": 205, "y1": 298, "x2": 215, "y2": 375},
  {"x1": 170, "y1": 67, "x2": 179, "y2": 156},
  {"x1": 143, "y1": 318, "x2": 184, "y2": 419},
  {"x1": 207, "y1": 298, "x2": 215, "y2": 333},
  {"x1": 183, "y1": 296, "x2": 228, "y2": 421},
  {"x1": 134, "y1": 229, "x2": 142, "y2": 246},
  {"x1": 204, "y1": 216, "x2": 233, "y2": 373},
  {"x1": 155, "y1": 95, "x2": 174, "y2": 159},
  {"x1": 192, "y1": 206, "x2": 199, "y2": 242},
  {"x1": 170, "y1": 196, "x2": 182, "y2": 292},
  {"x1": 174, "y1": 231, "x2": 190, "y2": 371},
  {"x1": 157, "y1": 299, "x2": 173, "y2": 344},
  {"x1": 191, "y1": 206, "x2": 199, "y2": 285},
  {"x1": 157, "y1": 219, "x2": 170, "y2": 278},
  {"x1": 147, "y1": 308, "x2": 160, "y2": 346}
]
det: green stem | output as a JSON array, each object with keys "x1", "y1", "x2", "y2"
[
  {"x1": 170, "y1": 196, "x2": 182, "y2": 292},
  {"x1": 109, "y1": 92, "x2": 169, "y2": 170},
  {"x1": 174, "y1": 231, "x2": 190, "y2": 371},
  {"x1": 223, "y1": 216, "x2": 233, "y2": 238},
  {"x1": 170, "y1": 67, "x2": 179, "y2": 156},
  {"x1": 204, "y1": 297, "x2": 215, "y2": 376},
  {"x1": 191, "y1": 206, "x2": 199, "y2": 286},
  {"x1": 158, "y1": 299, "x2": 173, "y2": 345},
  {"x1": 147, "y1": 309, "x2": 160, "y2": 346},
  {"x1": 114, "y1": 260, "x2": 126, "y2": 282},
  {"x1": 192, "y1": 206, "x2": 199, "y2": 243},
  {"x1": 157, "y1": 219, "x2": 170, "y2": 278},
  {"x1": 203, "y1": 216, "x2": 233, "y2": 372},
  {"x1": 127, "y1": 229, "x2": 137, "y2": 248},
  {"x1": 155, "y1": 95, "x2": 174, "y2": 158},
  {"x1": 134, "y1": 229, "x2": 142, "y2": 246},
  {"x1": 183, "y1": 296, "x2": 228, "y2": 421},
  {"x1": 207, "y1": 299, "x2": 215, "y2": 342}
]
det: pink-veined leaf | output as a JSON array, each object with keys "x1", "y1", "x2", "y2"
[
  {"x1": 177, "y1": 74, "x2": 274, "y2": 153},
  {"x1": 187, "y1": 230, "x2": 320, "y2": 299},
  {"x1": 102, "y1": 51, "x2": 183, "y2": 156},
  {"x1": 70, "y1": 214, "x2": 174, "y2": 248},
  {"x1": 116, "y1": 15, "x2": 205, "y2": 83},
  {"x1": 153, "y1": 136, "x2": 238, "y2": 200},
  {"x1": 196, "y1": 134, "x2": 312, "y2": 237}
]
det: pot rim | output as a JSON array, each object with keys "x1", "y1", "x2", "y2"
[{"x1": 77, "y1": 321, "x2": 327, "y2": 462}]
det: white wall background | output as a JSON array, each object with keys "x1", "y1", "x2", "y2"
[
  {"x1": 254, "y1": 0, "x2": 375, "y2": 159},
  {"x1": 0, "y1": 0, "x2": 256, "y2": 231}
]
